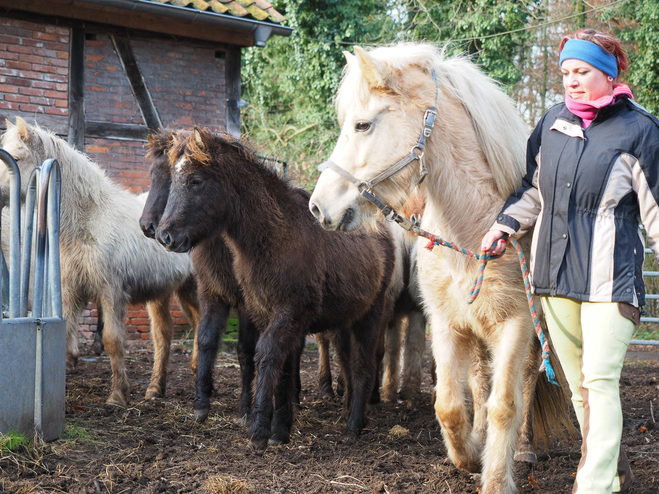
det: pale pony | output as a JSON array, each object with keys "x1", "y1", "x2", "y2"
[{"x1": 1, "y1": 117, "x2": 200, "y2": 407}]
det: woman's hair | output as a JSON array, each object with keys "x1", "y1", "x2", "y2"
[{"x1": 559, "y1": 29, "x2": 629, "y2": 75}]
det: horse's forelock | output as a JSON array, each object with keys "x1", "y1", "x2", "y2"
[{"x1": 337, "y1": 44, "x2": 439, "y2": 124}]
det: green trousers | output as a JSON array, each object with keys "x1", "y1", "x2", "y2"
[{"x1": 541, "y1": 297, "x2": 635, "y2": 494}]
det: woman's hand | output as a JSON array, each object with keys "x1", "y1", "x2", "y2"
[{"x1": 481, "y1": 230, "x2": 507, "y2": 256}]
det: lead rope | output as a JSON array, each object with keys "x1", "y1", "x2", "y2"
[{"x1": 511, "y1": 238, "x2": 557, "y2": 385}]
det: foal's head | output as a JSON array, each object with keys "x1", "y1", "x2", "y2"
[
  {"x1": 140, "y1": 129, "x2": 188, "y2": 238},
  {"x1": 156, "y1": 127, "x2": 251, "y2": 252}
]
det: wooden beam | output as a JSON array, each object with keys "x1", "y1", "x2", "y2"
[
  {"x1": 110, "y1": 35, "x2": 162, "y2": 132},
  {"x1": 67, "y1": 26, "x2": 86, "y2": 151},
  {"x1": 85, "y1": 120, "x2": 149, "y2": 141},
  {"x1": 225, "y1": 46, "x2": 242, "y2": 137}
]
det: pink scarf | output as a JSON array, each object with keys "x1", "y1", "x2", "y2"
[{"x1": 565, "y1": 84, "x2": 633, "y2": 128}]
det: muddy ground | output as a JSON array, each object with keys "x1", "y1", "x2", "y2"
[{"x1": 1, "y1": 338, "x2": 658, "y2": 494}]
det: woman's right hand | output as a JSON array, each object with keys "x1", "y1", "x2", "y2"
[{"x1": 481, "y1": 230, "x2": 507, "y2": 256}]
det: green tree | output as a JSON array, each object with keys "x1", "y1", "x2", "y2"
[
  {"x1": 606, "y1": 0, "x2": 659, "y2": 113},
  {"x1": 388, "y1": 0, "x2": 540, "y2": 89},
  {"x1": 241, "y1": 0, "x2": 388, "y2": 188}
]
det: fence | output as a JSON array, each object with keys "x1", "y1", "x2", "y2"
[
  {"x1": 634, "y1": 245, "x2": 659, "y2": 346},
  {"x1": 0, "y1": 150, "x2": 66, "y2": 441}
]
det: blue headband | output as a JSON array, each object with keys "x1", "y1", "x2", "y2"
[{"x1": 559, "y1": 39, "x2": 618, "y2": 78}]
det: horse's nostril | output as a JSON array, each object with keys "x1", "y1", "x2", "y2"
[
  {"x1": 147, "y1": 223, "x2": 155, "y2": 236},
  {"x1": 157, "y1": 230, "x2": 172, "y2": 247},
  {"x1": 310, "y1": 202, "x2": 321, "y2": 220}
]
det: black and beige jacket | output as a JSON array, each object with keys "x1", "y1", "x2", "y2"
[{"x1": 493, "y1": 97, "x2": 659, "y2": 307}]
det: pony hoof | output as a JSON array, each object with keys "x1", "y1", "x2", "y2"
[
  {"x1": 106, "y1": 394, "x2": 128, "y2": 407},
  {"x1": 249, "y1": 436, "x2": 269, "y2": 451},
  {"x1": 235, "y1": 414, "x2": 248, "y2": 426},
  {"x1": 456, "y1": 460, "x2": 482, "y2": 474},
  {"x1": 268, "y1": 435, "x2": 289, "y2": 447},
  {"x1": 381, "y1": 390, "x2": 397, "y2": 403},
  {"x1": 514, "y1": 450, "x2": 538, "y2": 463},
  {"x1": 319, "y1": 388, "x2": 334, "y2": 401},
  {"x1": 194, "y1": 408, "x2": 210, "y2": 422},
  {"x1": 145, "y1": 387, "x2": 164, "y2": 400},
  {"x1": 343, "y1": 426, "x2": 361, "y2": 440}
]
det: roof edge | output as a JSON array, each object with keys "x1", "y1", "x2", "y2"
[{"x1": 78, "y1": 0, "x2": 292, "y2": 46}]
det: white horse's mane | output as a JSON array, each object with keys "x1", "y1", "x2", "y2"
[{"x1": 337, "y1": 43, "x2": 527, "y2": 199}]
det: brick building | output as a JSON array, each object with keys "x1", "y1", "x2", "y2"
[{"x1": 0, "y1": 0, "x2": 291, "y2": 344}]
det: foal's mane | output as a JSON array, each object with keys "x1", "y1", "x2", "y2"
[
  {"x1": 337, "y1": 43, "x2": 527, "y2": 198},
  {"x1": 170, "y1": 129, "x2": 280, "y2": 182}
]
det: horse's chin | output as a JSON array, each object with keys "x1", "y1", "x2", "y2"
[{"x1": 337, "y1": 207, "x2": 362, "y2": 233}]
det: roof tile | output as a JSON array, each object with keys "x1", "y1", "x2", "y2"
[{"x1": 145, "y1": 0, "x2": 286, "y2": 24}]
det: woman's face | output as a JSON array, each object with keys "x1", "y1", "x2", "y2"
[{"x1": 561, "y1": 58, "x2": 613, "y2": 101}]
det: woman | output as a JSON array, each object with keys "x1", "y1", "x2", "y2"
[{"x1": 481, "y1": 29, "x2": 659, "y2": 493}]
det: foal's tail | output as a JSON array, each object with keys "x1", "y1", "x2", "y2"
[{"x1": 531, "y1": 337, "x2": 580, "y2": 449}]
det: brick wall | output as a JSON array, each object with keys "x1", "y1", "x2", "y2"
[
  {"x1": 0, "y1": 17, "x2": 70, "y2": 132},
  {"x1": 1, "y1": 16, "x2": 228, "y2": 347}
]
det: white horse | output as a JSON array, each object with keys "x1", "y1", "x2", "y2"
[
  {"x1": 1, "y1": 117, "x2": 200, "y2": 407},
  {"x1": 309, "y1": 44, "x2": 572, "y2": 494}
]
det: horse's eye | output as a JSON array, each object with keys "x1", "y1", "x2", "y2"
[
  {"x1": 189, "y1": 177, "x2": 203, "y2": 187},
  {"x1": 355, "y1": 122, "x2": 371, "y2": 132}
]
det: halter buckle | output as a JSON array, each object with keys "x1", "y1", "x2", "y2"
[
  {"x1": 411, "y1": 146, "x2": 424, "y2": 160},
  {"x1": 418, "y1": 159, "x2": 428, "y2": 185},
  {"x1": 423, "y1": 109, "x2": 437, "y2": 136}
]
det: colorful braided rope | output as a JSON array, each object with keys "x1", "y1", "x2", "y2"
[
  {"x1": 512, "y1": 238, "x2": 558, "y2": 385},
  {"x1": 423, "y1": 233, "x2": 505, "y2": 304},
  {"x1": 419, "y1": 230, "x2": 557, "y2": 385}
]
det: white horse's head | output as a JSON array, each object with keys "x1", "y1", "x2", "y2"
[
  {"x1": 309, "y1": 45, "x2": 439, "y2": 232},
  {"x1": 309, "y1": 43, "x2": 527, "y2": 235}
]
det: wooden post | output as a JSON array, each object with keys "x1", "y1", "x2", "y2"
[
  {"x1": 225, "y1": 46, "x2": 241, "y2": 137},
  {"x1": 67, "y1": 27, "x2": 85, "y2": 151},
  {"x1": 111, "y1": 34, "x2": 162, "y2": 131}
]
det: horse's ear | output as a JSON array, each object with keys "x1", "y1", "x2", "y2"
[
  {"x1": 353, "y1": 46, "x2": 388, "y2": 91},
  {"x1": 343, "y1": 50, "x2": 356, "y2": 65},
  {"x1": 4, "y1": 118, "x2": 13, "y2": 130},
  {"x1": 15, "y1": 116, "x2": 29, "y2": 142},
  {"x1": 194, "y1": 127, "x2": 205, "y2": 150}
]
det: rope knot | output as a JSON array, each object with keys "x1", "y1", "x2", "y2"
[{"x1": 425, "y1": 234, "x2": 437, "y2": 251}]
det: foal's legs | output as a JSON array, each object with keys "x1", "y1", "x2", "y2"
[
  {"x1": 480, "y1": 314, "x2": 532, "y2": 494},
  {"x1": 145, "y1": 297, "x2": 174, "y2": 399},
  {"x1": 316, "y1": 332, "x2": 335, "y2": 400},
  {"x1": 175, "y1": 280, "x2": 201, "y2": 376},
  {"x1": 270, "y1": 336, "x2": 305, "y2": 446},
  {"x1": 381, "y1": 311, "x2": 404, "y2": 403},
  {"x1": 344, "y1": 307, "x2": 381, "y2": 437},
  {"x1": 194, "y1": 291, "x2": 231, "y2": 422},
  {"x1": 237, "y1": 312, "x2": 258, "y2": 424},
  {"x1": 399, "y1": 310, "x2": 426, "y2": 403},
  {"x1": 431, "y1": 314, "x2": 482, "y2": 473},
  {"x1": 100, "y1": 297, "x2": 131, "y2": 406},
  {"x1": 248, "y1": 316, "x2": 302, "y2": 450}
]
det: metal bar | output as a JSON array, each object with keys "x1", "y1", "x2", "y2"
[
  {"x1": 629, "y1": 339, "x2": 659, "y2": 346},
  {"x1": 21, "y1": 171, "x2": 39, "y2": 317},
  {"x1": 0, "y1": 148, "x2": 22, "y2": 317},
  {"x1": 33, "y1": 318, "x2": 43, "y2": 435},
  {"x1": 41, "y1": 159, "x2": 62, "y2": 318}
]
